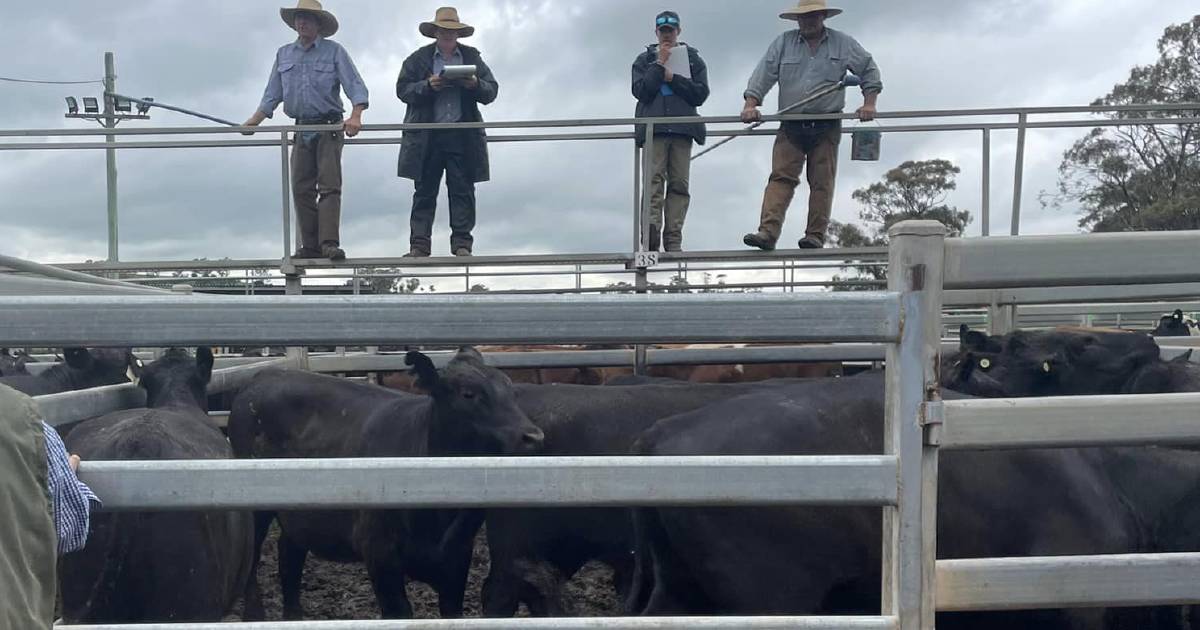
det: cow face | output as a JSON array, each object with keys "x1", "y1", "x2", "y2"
[
  {"x1": 139, "y1": 347, "x2": 214, "y2": 409},
  {"x1": 0, "y1": 348, "x2": 29, "y2": 376},
  {"x1": 407, "y1": 347, "x2": 545, "y2": 455}
]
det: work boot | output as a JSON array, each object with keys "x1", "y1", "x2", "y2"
[
  {"x1": 798, "y1": 236, "x2": 825, "y2": 249},
  {"x1": 453, "y1": 247, "x2": 472, "y2": 257},
  {"x1": 743, "y1": 232, "x2": 776, "y2": 251},
  {"x1": 403, "y1": 248, "x2": 430, "y2": 258},
  {"x1": 647, "y1": 226, "x2": 662, "y2": 252},
  {"x1": 293, "y1": 246, "x2": 322, "y2": 259},
  {"x1": 321, "y1": 241, "x2": 346, "y2": 261}
]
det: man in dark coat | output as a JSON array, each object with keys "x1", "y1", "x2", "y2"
[
  {"x1": 396, "y1": 7, "x2": 499, "y2": 258},
  {"x1": 632, "y1": 10, "x2": 710, "y2": 252}
]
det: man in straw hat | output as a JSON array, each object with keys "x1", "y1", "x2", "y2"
[
  {"x1": 741, "y1": 0, "x2": 882, "y2": 251},
  {"x1": 244, "y1": 0, "x2": 369, "y2": 261},
  {"x1": 396, "y1": 7, "x2": 499, "y2": 258}
]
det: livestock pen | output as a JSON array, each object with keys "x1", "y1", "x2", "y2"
[{"x1": 2, "y1": 223, "x2": 1200, "y2": 629}]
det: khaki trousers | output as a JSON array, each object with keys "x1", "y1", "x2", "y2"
[
  {"x1": 648, "y1": 135, "x2": 693, "y2": 251},
  {"x1": 291, "y1": 130, "x2": 344, "y2": 250},
  {"x1": 756, "y1": 122, "x2": 841, "y2": 245}
]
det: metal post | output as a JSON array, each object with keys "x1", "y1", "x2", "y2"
[
  {"x1": 981, "y1": 129, "x2": 991, "y2": 237},
  {"x1": 640, "y1": 122, "x2": 656, "y2": 252},
  {"x1": 632, "y1": 145, "x2": 642, "y2": 253},
  {"x1": 284, "y1": 273, "x2": 309, "y2": 369},
  {"x1": 987, "y1": 302, "x2": 1016, "y2": 335},
  {"x1": 575, "y1": 264, "x2": 582, "y2": 291},
  {"x1": 1010, "y1": 113, "x2": 1027, "y2": 236},
  {"x1": 104, "y1": 52, "x2": 119, "y2": 262},
  {"x1": 884, "y1": 220, "x2": 946, "y2": 630},
  {"x1": 280, "y1": 131, "x2": 293, "y2": 262}
]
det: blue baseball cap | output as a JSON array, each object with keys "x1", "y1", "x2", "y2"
[{"x1": 655, "y1": 11, "x2": 681, "y2": 30}]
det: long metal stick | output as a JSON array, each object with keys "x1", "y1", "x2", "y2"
[
  {"x1": 691, "y1": 79, "x2": 857, "y2": 162},
  {"x1": 108, "y1": 93, "x2": 241, "y2": 127}
]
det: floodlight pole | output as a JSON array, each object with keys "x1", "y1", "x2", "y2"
[{"x1": 104, "y1": 52, "x2": 119, "y2": 263}]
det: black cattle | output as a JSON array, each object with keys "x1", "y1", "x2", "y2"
[
  {"x1": 1154, "y1": 310, "x2": 1200, "y2": 337},
  {"x1": 942, "y1": 325, "x2": 1199, "y2": 396},
  {"x1": 631, "y1": 374, "x2": 1169, "y2": 629},
  {"x1": 227, "y1": 348, "x2": 544, "y2": 620},
  {"x1": 0, "y1": 347, "x2": 140, "y2": 396},
  {"x1": 484, "y1": 380, "x2": 786, "y2": 617},
  {"x1": 0, "y1": 348, "x2": 30, "y2": 376},
  {"x1": 59, "y1": 348, "x2": 257, "y2": 623}
]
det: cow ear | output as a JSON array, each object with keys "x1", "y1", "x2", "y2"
[
  {"x1": 455, "y1": 346, "x2": 485, "y2": 364},
  {"x1": 406, "y1": 351, "x2": 441, "y2": 391},
  {"x1": 195, "y1": 347, "x2": 214, "y2": 384},
  {"x1": 960, "y1": 327, "x2": 991, "y2": 353},
  {"x1": 1171, "y1": 350, "x2": 1194, "y2": 364},
  {"x1": 64, "y1": 347, "x2": 93, "y2": 370}
]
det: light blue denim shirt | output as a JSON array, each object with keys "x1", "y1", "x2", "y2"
[
  {"x1": 258, "y1": 37, "x2": 369, "y2": 121},
  {"x1": 745, "y1": 27, "x2": 882, "y2": 115},
  {"x1": 432, "y1": 46, "x2": 464, "y2": 124}
]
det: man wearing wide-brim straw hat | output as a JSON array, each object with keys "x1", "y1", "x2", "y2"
[
  {"x1": 741, "y1": 0, "x2": 883, "y2": 252},
  {"x1": 243, "y1": 0, "x2": 369, "y2": 262},
  {"x1": 396, "y1": 7, "x2": 499, "y2": 258}
]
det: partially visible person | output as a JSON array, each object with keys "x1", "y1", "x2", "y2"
[
  {"x1": 0, "y1": 384, "x2": 97, "y2": 629},
  {"x1": 396, "y1": 7, "x2": 499, "y2": 258},
  {"x1": 632, "y1": 10, "x2": 710, "y2": 252},
  {"x1": 741, "y1": 0, "x2": 882, "y2": 251},
  {"x1": 244, "y1": 0, "x2": 369, "y2": 261}
]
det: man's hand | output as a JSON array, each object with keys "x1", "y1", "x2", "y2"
[
  {"x1": 343, "y1": 115, "x2": 363, "y2": 137},
  {"x1": 459, "y1": 75, "x2": 479, "y2": 90},
  {"x1": 428, "y1": 74, "x2": 447, "y2": 92},
  {"x1": 657, "y1": 43, "x2": 673, "y2": 66},
  {"x1": 241, "y1": 118, "x2": 261, "y2": 136},
  {"x1": 69, "y1": 454, "x2": 80, "y2": 473},
  {"x1": 741, "y1": 105, "x2": 762, "y2": 124},
  {"x1": 856, "y1": 103, "x2": 877, "y2": 122},
  {"x1": 663, "y1": 67, "x2": 674, "y2": 82}
]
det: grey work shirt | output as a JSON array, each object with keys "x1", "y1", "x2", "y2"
[
  {"x1": 744, "y1": 27, "x2": 882, "y2": 115},
  {"x1": 432, "y1": 46, "x2": 464, "y2": 124},
  {"x1": 258, "y1": 37, "x2": 369, "y2": 121}
]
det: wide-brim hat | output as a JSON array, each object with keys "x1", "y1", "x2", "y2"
[
  {"x1": 780, "y1": 0, "x2": 844, "y2": 20},
  {"x1": 281, "y1": 0, "x2": 339, "y2": 37},
  {"x1": 420, "y1": 7, "x2": 475, "y2": 38}
]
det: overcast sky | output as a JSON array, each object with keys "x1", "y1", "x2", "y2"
[{"x1": 0, "y1": 1, "x2": 1194, "y2": 269}]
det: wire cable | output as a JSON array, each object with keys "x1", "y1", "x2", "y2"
[{"x1": 0, "y1": 76, "x2": 103, "y2": 85}]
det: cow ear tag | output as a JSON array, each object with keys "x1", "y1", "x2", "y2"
[
  {"x1": 1042, "y1": 361, "x2": 1052, "y2": 373},
  {"x1": 978, "y1": 358, "x2": 991, "y2": 371}
]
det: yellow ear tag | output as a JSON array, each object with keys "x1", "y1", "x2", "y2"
[
  {"x1": 1042, "y1": 361, "x2": 1052, "y2": 373},
  {"x1": 979, "y1": 358, "x2": 991, "y2": 370}
]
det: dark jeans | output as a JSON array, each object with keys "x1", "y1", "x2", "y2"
[{"x1": 410, "y1": 129, "x2": 476, "y2": 253}]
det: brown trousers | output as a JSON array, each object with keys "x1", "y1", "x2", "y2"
[
  {"x1": 291, "y1": 130, "x2": 344, "y2": 250},
  {"x1": 648, "y1": 135, "x2": 693, "y2": 250},
  {"x1": 756, "y1": 122, "x2": 841, "y2": 245}
]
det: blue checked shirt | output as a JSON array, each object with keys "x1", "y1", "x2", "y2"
[
  {"x1": 43, "y1": 422, "x2": 99, "y2": 555},
  {"x1": 257, "y1": 37, "x2": 370, "y2": 121},
  {"x1": 432, "y1": 46, "x2": 465, "y2": 123}
]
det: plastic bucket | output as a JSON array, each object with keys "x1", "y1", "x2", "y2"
[{"x1": 851, "y1": 128, "x2": 881, "y2": 161}]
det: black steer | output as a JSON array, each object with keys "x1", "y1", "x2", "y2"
[
  {"x1": 59, "y1": 348, "x2": 257, "y2": 623},
  {"x1": 0, "y1": 348, "x2": 30, "y2": 376},
  {"x1": 483, "y1": 380, "x2": 789, "y2": 617},
  {"x1": 1153, "y1": 310, "x2": 1199, "y2": 337},
  {"x1": 630, "y1": 373, "x2": 1174, "y2": 629},
  {"x1": 0, "y1": 347, "x2": 140, "y2": 396},
  {"x1": 227, "y1": 347, "x2": 544, "y2": 620}
]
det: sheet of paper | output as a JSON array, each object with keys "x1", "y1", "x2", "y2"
[
  {"x1": 661, "y1": 44, "x2": 691, "y2": 79},
  {"x1": 440, "y1": 65, "x2": 477, "y2": 80}
]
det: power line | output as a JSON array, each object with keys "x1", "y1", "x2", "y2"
[{"x1": 0, "y1": 76, "x2": 103, "y2": 85}]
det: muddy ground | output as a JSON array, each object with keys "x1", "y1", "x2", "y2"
[{"x1": 224, "y1": 524, "x2": 621, "y2": 621}]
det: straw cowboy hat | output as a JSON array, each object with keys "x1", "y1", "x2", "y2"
[
  {"x1": 779, "y1": 0, "x2": 844, "y2": 20},
  {"x1": 420, "y1": 7, "x2": 475, "y2": 38},
  {"x1": 280, "y1": 0, "x2": 339, "y2": 38}
]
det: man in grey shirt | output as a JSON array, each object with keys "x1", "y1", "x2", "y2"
[
  {"x1": 244, "y1": 0, "x2": 369, "y2": 261},
  {"x1": 741, "y1": 0, "x2": 882, "y2": 250}
]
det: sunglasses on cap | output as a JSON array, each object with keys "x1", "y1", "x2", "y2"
[{"x1": 655, "y1": 15, "x2": 680, "y2": 27}]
